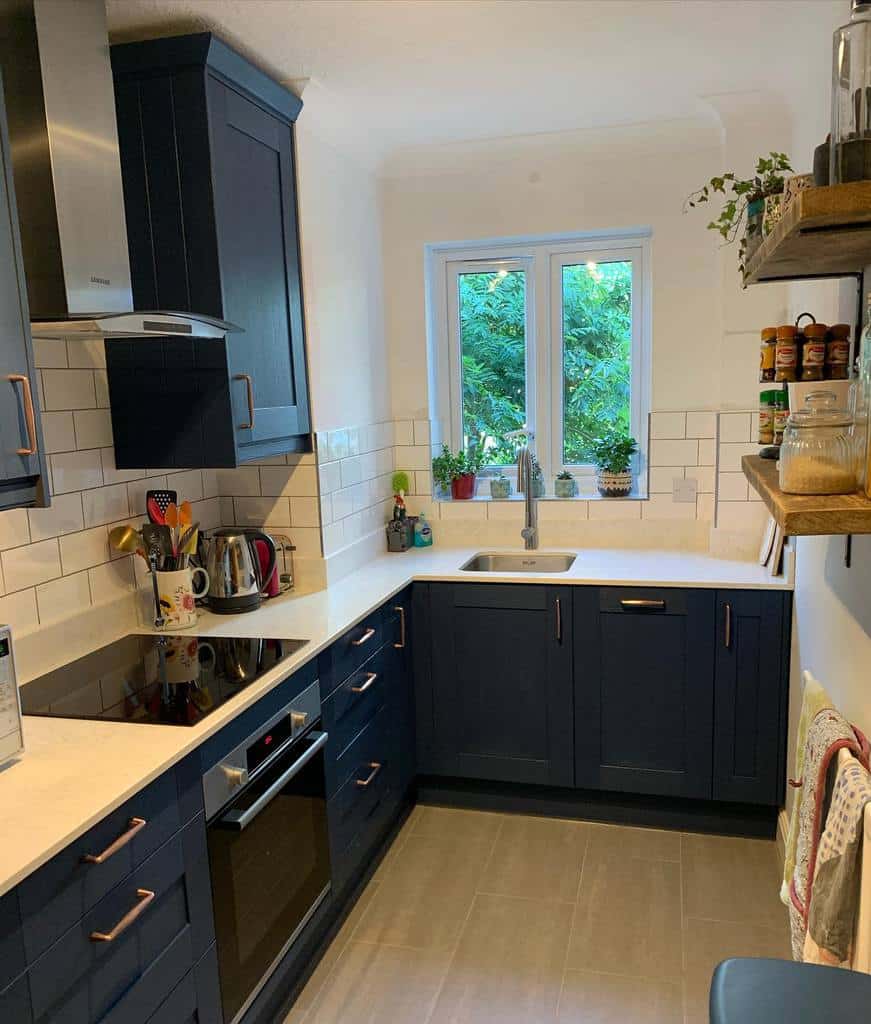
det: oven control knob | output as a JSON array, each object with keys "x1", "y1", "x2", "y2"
[
  {"x1": 221, "y1": 765, "x2": 248, "y2": 788},
  {"x1": 291, "y1": 711, "x2": 308, "y2": 731}
]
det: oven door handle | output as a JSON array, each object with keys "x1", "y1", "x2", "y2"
[{"x1": 220, "y1": 730, "x2": 328, "y2": 831}]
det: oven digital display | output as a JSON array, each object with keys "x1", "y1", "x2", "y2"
[
  {"x1": 247, "y1": 715, "x2": 294, "y2": 773},
  {"x1": 0, "y1": 638, "x2": 9, "y2": 657}
]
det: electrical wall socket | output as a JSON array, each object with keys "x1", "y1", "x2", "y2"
[{"x1": 673, "y1": 476, "x2": 698, "y2": 503}]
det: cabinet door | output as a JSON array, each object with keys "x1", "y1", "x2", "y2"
[
  {"x1": 574, "y1": 588, "x2": 715, "y2": 799},
  {"x1": 429, "y1": 584, "x2": 573, "y2": 786},
  {"x1": 713, "y1": 591, "x2": 789, "y2": 805},
  {"x1": 0, "y1": 77, "x2": 45, "y2": 502},
  {"x1": 208, "y1": 79, "x2": 311, "y2": 461},
  {"x1": 385, "y1": 591, "x2": 415, "y2": 795}
]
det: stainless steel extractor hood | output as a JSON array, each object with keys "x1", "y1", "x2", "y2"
[{"x1": 0, "y1": 0, "x2": 239, "y2": 340}]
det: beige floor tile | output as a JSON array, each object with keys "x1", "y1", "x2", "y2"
[
  {"x1": 429, "y1": 893, "x2": 573, "y2": 1024},
  {"x1": 682, "y1": 916, "x2": 791, "y2": 1023},
  {"x1": 681, "y1": 833, "x2": 785, "y2": 928},
  {"x1": 479, "y1": 814, "x2": 589, "y2": 903},
  {"x1": 302, "y1": 942, "x2": 452, "y2": 1024},
  {"x1": 585, "y1": 823, "x2": 681, "y2": 863},
  {"x1": 558, "y1": 970, "x2": 683, "y2": 1024},
  {"x1": 354, "y1": 834, "x2": 492, "y2": 950},
  {"x1": 410, "y1": 803, "x2": 504, "y2": 843},
  {"x1": 372, "y1": 809, "x2": 418, "y2": 881},
  {"x1": 283, "y1": 881, "x2": 381, "y2": 1023},
  {"x1": 566, "y1": 855, "x2": 682, "y2": 979}
]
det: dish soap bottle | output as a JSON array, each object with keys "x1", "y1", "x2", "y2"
[{"x1": 414, "y1": 512, "x2": 433, "y2": 547}]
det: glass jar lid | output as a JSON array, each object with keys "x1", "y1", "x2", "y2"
[{"x1": 787, "y1": 390, "x2": 853, "y2": 428}]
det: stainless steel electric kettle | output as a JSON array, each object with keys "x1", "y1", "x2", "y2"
[{"x1": 203, "y1": 528, "x2": 277, "y2": 614}]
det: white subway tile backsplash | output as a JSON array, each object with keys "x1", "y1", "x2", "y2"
[
  {"x1": 414, "y1": 471, "x2": 432, "y2": 496},
  {"x1": 718, "y1": 472, "x2": 749, "y2": 501},
  {"x1": 642, "y1": 494, "x2": 698, "y2": 520},
  {"x1": 413, "y1": 419, "x2": 431, "y2": 446},
  {"x1": 41, "y1": 369, "x2": 96, "y2": 411},
  {"x1": 66, "y1": 338, "x2": 106, "y2": 370},
  {"x1": 99, "y1": 448, "x2": 144, "y2": 486},
  {"x1": 718, "y1": 442, "x2": 759, "y2": 473},
  {"x1": 685, "y1": 465, "x2": 715, "y2": 494},
  {"x1": 698, "y1": 438, "x2": 717, "y2": 466},
  {"x1": 0, "y1": 588, "x2": 39, "y2": 633},
  {"x1": 327, "y1": 428, "x2": 350, "y2": 461},
  {"x1": 33, "y1": 338, "x2": 68, "y2": 369},
  {"x1": 291, "y1": 525, "x2": 323, "y2": 555},
  {"x1": 127, "y1": 476, "x2": 165, "y2": 519},
  {"x1": 28, "y1": 493, "x2": 84, "y2": 543},
  {"x1": 0, "y1": 509, "x2": 30, "y2": 550},
  {"x1": 650, "y1": 412, "x2": 686, "y2": 440},
  {"x1": 697, "y1": 493, "x2": 716, "y2": 521},
  {"x1": 649, "y1": 467, "x2": 684, "y2": 494},
  {"x1": 37, "y1": 571, "x2": 91, "y2": 624},
  {"x1": 233, "y1": 496, "x2": 292, "y2": 528},
  {"x1": 347, "y1": 427, "x2": 361, "y2": 457},
  {"x1": 50, "y1": 450, "x2": 103, "y2": 493},
  {"x1": 88, "y1": 558, "x2": 135, "y2": 606},
  {"x1": 318, "y1": 461, "x2": 341, "y2": 495},
  {"x1": 319, "y1": 493, "x2": 333, "y2": 526},
  {"x1": 716, "y1": 501, "x2": 768, "y2": 531},
  {"x1": 588, "y1": 499, "x2": 641, "y2": 520},
  {"x1": 538, "y1": 500, "x2": 589, "y2": 521},
  {"x1": 165, "y1": 469, "x2": 204, "y2": 503},
  {"x1": 685, "y1": 411, "x2": 717, "y2": 439},
  {"x1": 73, "y1": 409, "x2": 113, "y2": 449},
  {"x1": 2, "y1": 538, "x2": 61, "y2": 592},
  {"x1": 397, "y1": 445, "x2": 431, "y2": 471},
  {"x1": 375, "y1": 448, "x2": 394, "y2": 475},
  {"x1": 216, "y1": 467, "x2": 262, "y2": 497},
  {"x1": 650, "y1": 439, "x2": 698, "y2": 466},
  {"x1": 41, "y1": 411, "x2": 76, "y2": 454},
  {"x1": 259, "y1": 465, "x2": 318, "y2": 497},
  {"x1": 94, "y1": 369, "x2": 110, "y2": 408},
  {"x1": 190, "y1": 497, "x2": 222, "y2": 531},
  {"x1": 719, "y1": 412, "x2": 752, "y2": 443},
  {"x1": 59, "y1": 526, "x2": 111, "y2": 575},
  {"x1": 291, "y1": 496, "x2": 320, "y2": 528},
  {"x1": 82, "y1": 483, "x2": 130, "y2": 529},
  {"x1": 393, "y1": 420, "x2": 413, "y2": 445},
  {"x1": 439, "y1": 501, "x2": 487, "y2": 521},
  {"x1": 331, "y1": 487, "x2": 354, "y2": 520},
  {"x1": 322, "y1": 521, "x2": 343, "y2": 555},
  {"x1": 202, "y1": 469, "x2": 220, "y2": 500},
  {"x1": 340, "y1": 456, "x2": 363, "y2": 488}
]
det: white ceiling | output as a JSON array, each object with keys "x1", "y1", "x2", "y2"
[{"x1": 106, "y1": 0, "x2": 846, "y2": 167}]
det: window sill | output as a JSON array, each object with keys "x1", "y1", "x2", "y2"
[{"x1": 433, "y1": 490, "x2": 649, "y2": 504}]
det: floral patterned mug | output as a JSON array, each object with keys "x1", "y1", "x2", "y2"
[{"x1": 155, "y1": 567, "x2": 210, "y2": 630}]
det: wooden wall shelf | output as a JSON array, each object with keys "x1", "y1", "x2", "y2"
[
  {"x1": 743, "y1": 182, "x2": 871, "y2": 285},
  {"x1": 742, "y1": 454, "x2": 871, "y2": 535}
]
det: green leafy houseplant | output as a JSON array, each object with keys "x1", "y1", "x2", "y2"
[
  {"x1": 431, "y1": 444, "x2": 487, "y2": 499},
  {"x1": 590, "y1": 432, "x2": 638, "y2": 497},
  {"x1": 489, "y1": 471, "x2": 512, "y2": 500},
  {"x1": 685, "y1": 152, "x2": 792, "y2": 271}
]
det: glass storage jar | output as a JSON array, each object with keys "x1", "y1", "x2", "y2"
[
  {"x1": 831, "y1": 1, "x2": 871, "y2": 184},
  {"x1": 779, "y1": 391, "x2": 857, "y2": 495}
]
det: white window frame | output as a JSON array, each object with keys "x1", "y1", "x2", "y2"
[{"x1": 425, "y1": 229, "x2": 652, "y2": 489}]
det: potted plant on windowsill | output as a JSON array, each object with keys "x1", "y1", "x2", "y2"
[
  {"x1": 489, "y1": 472, "x2": 512, "y2": 499},
  {"x1": 554, "y1": 470, "x2": 577, "y2": 498},
  {"x1": 590, "y1": 432, "x2": 638, "y2": 498},
  {"x1": 432, "y1": 444, "x2": 486, "y2": 500}
]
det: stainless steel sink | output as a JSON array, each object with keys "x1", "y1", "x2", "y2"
[{"x1": 460, "y1": 552, "x2": 577, "y2": 573}]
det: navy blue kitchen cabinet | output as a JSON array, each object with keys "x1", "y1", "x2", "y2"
[
  {"x1": 574, "y1": 587, "x2": 716, "y2": 799},
  {"x1": 425, "y1": 584, "x2": 574, "y2": 786},
  {"x1": 0, "y1": 74, "x2": 48, "y2": 509},
  {"x1": 713, "y1": 590, "x2": 791, "y2": 806},
  {"x1": 108, "y1": 33, "x2": 311, "y2": 468}
]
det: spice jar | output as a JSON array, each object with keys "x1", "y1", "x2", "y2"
[
  {"x1": 779, "y1": 390, "x2": 857, "y2": 495},
  {"x1": 801, "y1": 324, "x2": 828, "y2": 380},
  {"x1": 759, "y1": 327, "x2": 777, "y2": 382},
  {"x1": 758, "y1": 391, "x2": 775, "y2": 444},
  {"x1": 774, "y1": 325, "x2": 798, "y2": 382},
  {"x1": 826, "y1": 323, "x2": 851, "y2": 379},
  {"x1": 773, "y1": 391, "x2": 789, "y2": 445}
]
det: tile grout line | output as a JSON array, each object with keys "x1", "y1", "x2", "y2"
[
  {"x1": 555, "y1": 833, "x2": 590, "y2": 1019},
  {"x1": 680, "y1": 832, "x2": 689, "y2": 1024},
  {"x1": 421, "y1": 815, "x2": 506, "y2": 1024}
]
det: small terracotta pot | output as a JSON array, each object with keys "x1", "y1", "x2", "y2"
[
  {"x1": 596, "y1": 470, "x2": 632, "y2": 498},
  {"x1": 451, "y1": 473, "x2": 477, "y2": 499}
]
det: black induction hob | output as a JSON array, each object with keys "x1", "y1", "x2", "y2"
[{"x1": 19, "y1": 634, "x2": 308, "y2": 727}]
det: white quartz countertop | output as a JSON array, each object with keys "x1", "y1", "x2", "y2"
[{"x1": 0, "y1": 545, "x2": 791, "y2": 896}]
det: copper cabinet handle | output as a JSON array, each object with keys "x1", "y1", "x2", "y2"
[
  {"x1": 82, "y1": 817, "x2": 146, "y2": 864},
  {"x1": 352, "y1": 627, "x2": 376, "y2": 647},
  {"x1": 234, "y1": 373, "x2": 255, "y2": 429},
  {"x1": 351, "y1": 671, "x2": 378, "y2": 694},
  {"x1": 89, "y1": 888, "x2": 155, "y2": 942},
  {"x1": 724, "y1": 602, "x2": 732, "y2": 649},
  {"x1": 555, "y1": 597, "x2": 562, "y2": 643},
  {"x1": 7, "y1": 374, "x2": 38, "y2": 455},
  {"x1": 393, "y1": 605, "x2": 406, "y2": 649},
  {"x1": 620, "y1": 599, "x2": 666, "y2": 611},
  {"x1": 356, "y1": 762, "x2": 382, "y2": 788}
]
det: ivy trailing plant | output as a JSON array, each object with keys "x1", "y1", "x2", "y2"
[
  {"x1": 684, "y1": 152, "x2": 792, "y2": 272},
  {"x1": 589, "y1": 431, "x2": 638, "y2": 474},
  {"x1": 431, "y1": 444, "x2": 488, "y2": 491}
]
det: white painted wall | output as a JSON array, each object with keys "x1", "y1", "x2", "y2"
[{"x1": 295, "y1": 113, "x2": 390, "y2": 431}]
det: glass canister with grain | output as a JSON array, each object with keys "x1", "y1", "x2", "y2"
[{"x1": 779, "y1": 390, "x2": 857, "y2": 495}]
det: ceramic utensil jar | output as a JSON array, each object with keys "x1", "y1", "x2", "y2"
[{"x1": 155, "y1": 566, "x2": 209, "y2": 629}]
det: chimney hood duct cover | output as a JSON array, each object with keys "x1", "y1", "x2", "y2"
[{"x1": 0, "y1": 0, "x2": 238, "y2": 340}]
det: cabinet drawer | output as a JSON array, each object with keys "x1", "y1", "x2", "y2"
[
  {"x1": 328, "y1": 709, "x2": 395, "y2": 868},
  {"x1": 0, "y1": 973, "x2": 31, "y2": 1023},
  {"x1": 0, "y1": 887, "x2": 25, "y2": 992},
  {"x1": 320, "y1": 611, "x2": 384, "y2": 700},
  {"x1": 147, "y1": 945, "x2": 221, "y2": 1024},
  {"x1": 598, "y1": 587, "x2": 688, "y2": 615},
  {"x1": 19, "y1": 770, "x2": 182, "y2": 964},
  {"x1": 26, "y1": 815, "x2": 213, "y2": 1024},
  {"x1": 323, "y1": 646, "x2": 389, "y2": 771}
]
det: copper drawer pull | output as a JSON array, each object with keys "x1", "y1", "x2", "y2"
[
  {"x1": 393, "y1": 605, "x2": 406, "y2": 649},
  {"x1": 7, "y1": 374, "x2": 38, "y2": 455},
  {"x1": 351, "y1": 671, "x2": 378, "y2": 694},
  {"x1": 82, "y1": 817, "x2": 146, "y2": 864},
  {"x1": 351, "y1": 627, "x2": 376, "y2": 647},
  {"x1": 620, "y1": 599, "x2": 666, "y2": 611},
  {"x1": 356, "y1": 762, "x2": 382, "y2": 788},
  {"x1": 89, "y1": 888, "x2": 155, "y2": 942},
  {"x1": 234, "y1": 373, "x2": 255, "y2": 430},
  {"x1": 724, "y1": 602, "x2": 732, "y2": 649},
  {"x1": 555, "y1": 597, "x2": 562, "y2": 643}
]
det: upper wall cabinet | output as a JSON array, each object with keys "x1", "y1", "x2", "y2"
[
  {"x1": 0, "y1": 76, "x2": 48, "y2": 509},
  {"x1": 108, "y1": 33, "x2": 312, "y2": 468}
]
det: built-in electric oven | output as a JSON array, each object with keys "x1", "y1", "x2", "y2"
[{"x1": 203, "y1": 680, "x2": 331, "y2": 1024}]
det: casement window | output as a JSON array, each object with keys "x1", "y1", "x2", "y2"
[{"x1": 426, "y1": 231, "x2": 651, "y2": 489}]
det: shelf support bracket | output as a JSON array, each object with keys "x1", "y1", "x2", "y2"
[{"x1": 845, "y1": 534, "x2": 853, "y2": 569}]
